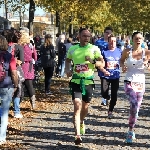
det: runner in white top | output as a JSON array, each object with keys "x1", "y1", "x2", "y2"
[{"x1": 120, "y1": 31, "x2": 150, "y2": 144}]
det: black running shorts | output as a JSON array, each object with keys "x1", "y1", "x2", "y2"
[{"x1": 71, "y1": 82, "x2": 94, "y2": 103}]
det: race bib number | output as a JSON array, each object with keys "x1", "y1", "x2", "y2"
[
  {"x1": 131, "y1": 82, "x2": 144, "y2": 92},
  {"x1": 131, "y1": 74, "x2": 145, "y2": 92},
  {"x1": 107, "y1": 61, "x2": 117, "y2": 69},
  {"x1": 75, "y1": 64, "x2": 89, "y2": 73}
]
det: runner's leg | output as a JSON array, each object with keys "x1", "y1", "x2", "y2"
[
  {"x1": 108, "y1": 78, "x2": 119, "y2": 116},
  {"x1": 72, "y1": 83, "x2": 82, "y2": 136},
  {"x1": 80, "y1": 84, "x2": 93, "y2": 123},
  {"x1": 124, "y1": 82, "x2": 144, "y2": 143},
  {"x1": 101, "y1": 78, "x2": 110, "y2": 105}
]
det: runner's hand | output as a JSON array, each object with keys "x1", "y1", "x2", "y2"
[
  {"x1": 122, "y1": 65, "x2": 127, "y2": 73},
  {"x1": 17, "y1": 60, "x2": 22, "y2": 66},
  {"x1": 85, "y1": 56, "x2": 92, "y2": 63},
  {"x1": 146, "y1": 63, "x2": 150, "y2": 70},
  {"x1": 143, "y1": 58, "x2": 148, "y2": 67},
  {"x1": 95, "y1": 61, "x2": 103, "y2": 68},
  {"x1": 66, "y1": 70, "x2": 72, "y2": 77},
  {"x1": 103, "y1": 70, "x2": 110, "y2": 76}
]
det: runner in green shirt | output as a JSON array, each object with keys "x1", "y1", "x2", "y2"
[{"x1": 65, "y1": 28, "x2": 105, "y2": 145}]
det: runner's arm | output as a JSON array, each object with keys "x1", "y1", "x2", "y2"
[
  {"x1": 94, "y1": 56, "x2": 105, "y2": 68},
  {"x1": 145, "y1": 49, "x2": 150, "y2": 60},
  {"x1": 120, "y1": 49, "x2": 129, "y2": 67},
  {"x1": 93, "y1": 48, "x2": 105, "y2": 69},
  {"x1": 145, "y1": 49, "x2": 150, "y2": 68}
]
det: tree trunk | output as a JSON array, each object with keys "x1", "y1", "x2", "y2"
[
  {"x1": 28, "y1": 0, "x2": 35, "y2": 35},
  {"x1": 56, "y1": 11, "x2": 60, "y2": 33}
]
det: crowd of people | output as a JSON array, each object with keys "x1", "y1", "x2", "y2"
[{"x1": 0, "y1": 26, "x2": 150, "y2": 146}]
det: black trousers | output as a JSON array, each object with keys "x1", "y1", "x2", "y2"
[
  {"x1": 101, "y1": 77, "x2": 119, "y2": 112},
  {"x1": 43, "y1": 67, "x2": 54, "y2": 92}
]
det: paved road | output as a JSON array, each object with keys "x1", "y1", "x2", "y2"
[{"x1": 2, "y1": 72, "x2": 150, "y2": 149}]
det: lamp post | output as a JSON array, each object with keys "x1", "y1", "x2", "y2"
[
  {"x1": 56, "y1": 11, "x2": 60, "y2": 33},
  {"x1": 4, "y1": 0, "x2": 8, "y2": 19},
  {"x1": 69, "y1": 14, "x2": 72, "y2": 36},
  {"x1": 51, "y1": 10, "x2": 55, "y2": 46},
  {"x1": 19, "y1": 6, "x2": 22, "y2": 28}
]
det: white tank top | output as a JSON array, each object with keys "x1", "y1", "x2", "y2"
[{"x1": 125, "y1": 49, "x2": 145, "y2": 82}]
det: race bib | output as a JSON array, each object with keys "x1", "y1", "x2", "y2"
[
  {"x1": 107, "y1": 61, "x2": 117, "y2": 69},
  {"x1": 75, "y1": 64, "x2": 89, "y2": 73},
  {"x1": 131, "y1": 74, "x2": 145, "y2": 92}
]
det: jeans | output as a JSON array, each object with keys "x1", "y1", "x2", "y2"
[
  {"x1": 13, "y1": 97, "x2": 21, "y2": 115},
  {"x1": 0, "y1": 106, "x2": 1, "y2": 117},
  {"x1": 56, "y1": 59, "x2": 65, "y2": 77},
  {"x1": 0, "y1": 88, "x2": 14, "y2": 141},
  {"x1": 60, "y1": 60, "x2": 65, "y2": 77}
]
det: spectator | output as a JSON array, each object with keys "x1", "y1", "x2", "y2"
[
  {"x1": 56, "y1": 34, "x2": 66, "y2": 77},
  {"x1": 20, "y1": 30, "x2": 37, "y2": 109},
  {"x1": 2, "y1": 28, "x2": 24, "y2": 118},
  {"x1": 64, "y1": 38, "x2": 73, "y2": 54},
  {"x1": 0, "y1": 35, "x2": 18, "y2": 145},
  {"x1": 40, "y1": 34, "x2": 56, "y2": 94}
]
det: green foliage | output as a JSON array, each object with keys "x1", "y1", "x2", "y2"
[{"x1": 1, "y1": 0, "x2": 150, "y2": 34}]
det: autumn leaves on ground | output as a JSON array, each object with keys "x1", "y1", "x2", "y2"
[{"x1": 0, "y1": 78, "x2": 70, "y2": 149}]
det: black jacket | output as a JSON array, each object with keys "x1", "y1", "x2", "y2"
[{"x1": 40, "y1": 44, "x2": 56, "y2": 68}]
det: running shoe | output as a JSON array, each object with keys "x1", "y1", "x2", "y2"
[
  {"x1": 14, "y1": 113, "x2": 23, "y2": 118},
  {"x1": 45, "y1": 91, "x2": 53, "y2": 95},
  {"x1": 0, "y1": 140, "x2": 6, "y2": 145},
  {"x1": 125, "y1": 131, "x2": 135, "y2": 144},
  {"x1": 80, "y1": 122, "x2": 85, "y2": 135},
  {"x1": 74, "y1": 135, "x2": 82, "y2": 145},
  {"x1": 108, "y1": 111, "x2": 113, "y2": 119}
]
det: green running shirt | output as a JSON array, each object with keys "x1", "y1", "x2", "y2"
[{"x1": 67, "y1": 43, "x2": 102, "y2": 85}]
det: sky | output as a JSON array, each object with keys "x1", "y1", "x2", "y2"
[{"x1": 0, "y1": 4, "x2": 45, "y2": 18}]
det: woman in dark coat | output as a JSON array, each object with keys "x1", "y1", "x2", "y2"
[{"x1": 40, "y1": 34, "x2": 56, "y2": 94}]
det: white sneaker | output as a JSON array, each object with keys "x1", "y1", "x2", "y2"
[
  {"x1": 101, "y1": 98, "x2": 107, "y2": 106},
  {"x1": 45, "y1": 91, "x2": 53, "y2": 95},
  {"x1": 14, "y1": 114, "x2": 23, "y2": 118},
  {"x1": 0, "y1": 140, "x2": 6, "y2": 145}
]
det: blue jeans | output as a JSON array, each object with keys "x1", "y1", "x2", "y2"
[
  {"x1": 57, "y1": 59, "x2": 65, "y2": 77},
  {"x1": 13, "y1": 97, "x2": 21, "y2": 115},
  {"x1": 60, "y1": 60, "x2": 65, "y2": 77},
  {"x1": 0, "y1": 88, "x2": 14, "y2": 141}
]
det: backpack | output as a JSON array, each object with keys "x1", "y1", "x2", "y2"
[{"x1": 0, "y1": 51, "x2": 7, "y2": 82}]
